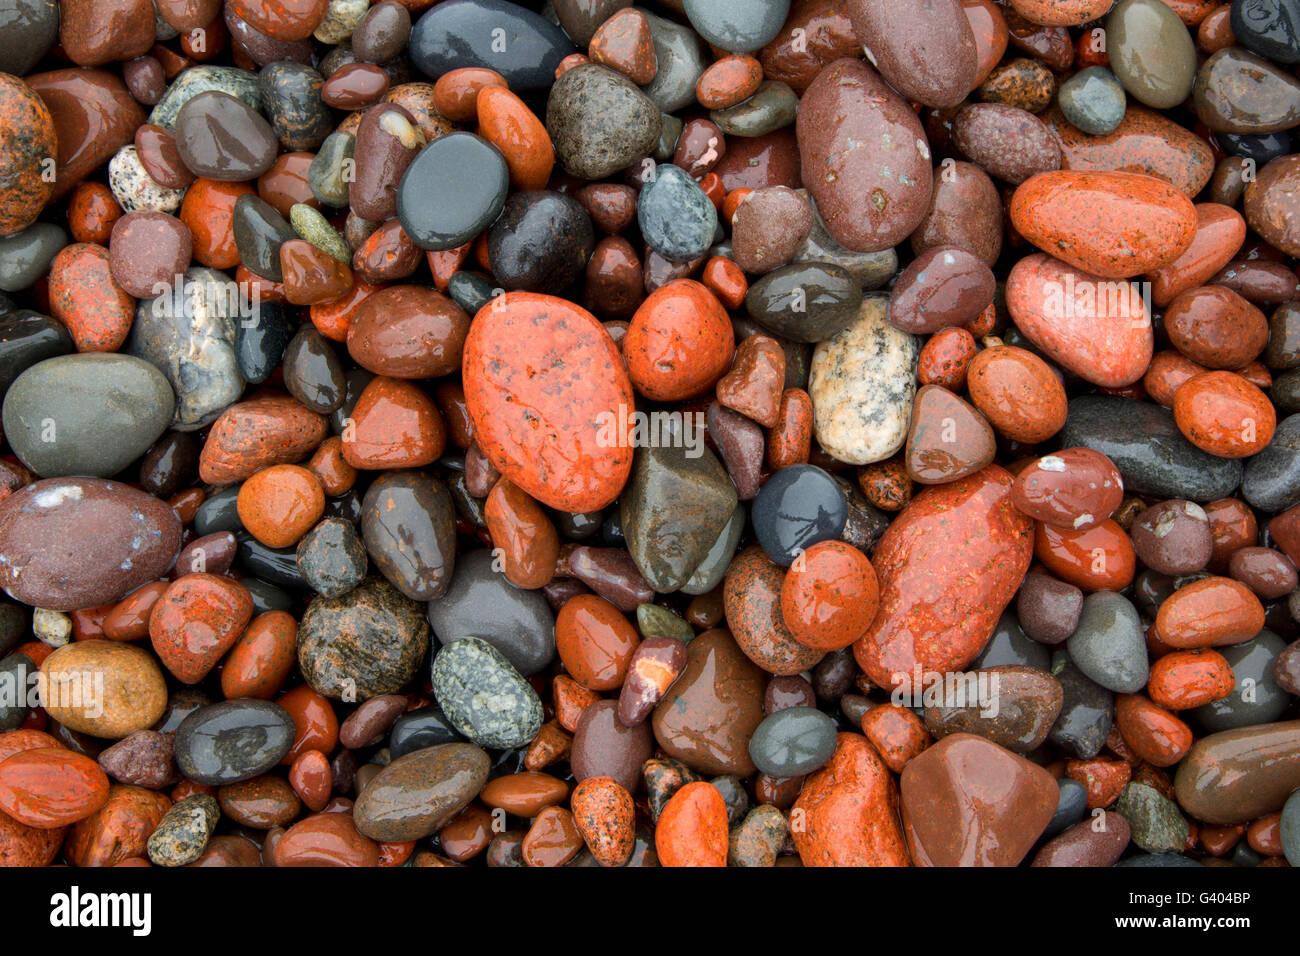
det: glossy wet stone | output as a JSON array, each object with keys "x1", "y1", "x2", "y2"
[
  {"x1": 1066, "y1": 592, "x2": 1149, "y2": 693},
  {"x1": 488, "y1": 191, "x2": 594, "y2": 295},
  {"x1": 1049, "y1": 656, "x2": 1115, "y2": 759},
  {"x1": 3, "y1": 354, "x2": 173, "y2": 478},
  {"x1": 296, "y1": 516, "x2": 367, "y2": 598},
  {"x1": 174, "y1": 700, "x2": 296, "y2": 785},
  {"x1": 397, "y1": 132, "x2": 507, "y2": 252},
  {"x1": 748, "y1": 707, "x2": 837, "y2": 777},
  {"x1": 637, "y1": 164, "x2": 716, "y2": 264},
  {"x1": 261, "y1": 62, "x2": 330, "y2": 152},
  {"x1": 1058, "y1": 67, "x2": 1127, "y2": 136},
  {"x1": 746, "y1": 263, "x2": 862, "y2": 344},
  {"x1": 354, "y1": 742, "x2": 488, "y2": 842},
  {"x1": 750, "y1": 464, "x2": 847, "y2": 567},
  {"x1": 174, "y1": 90, "x2": 278, "y2": 181},
  {"x1": 1107, "y1": 0, "x2": 1197, "y2": 109},
  {"x1": 1193, "y1": 631, "x2": 1290, "y2": 731},
  {"x1": 297, "y1": 576, "x2": 429, "y2": 700},
  {"x1": 147, "y1": 795, "x2": 218, "y2": 866},
  {"x1": 1195, "y1": 48, "x2": 1300, "y2": 135},
  {"x1": 362, "y1": 471, "x2": 455, "y2": 602},
  {"x1": 547, "y1": 63, "x2": 660, "y2": 181},
  {"x1": 0, "y1": 311, "x2": 75, "y2": 394},
  {"x1": 409, "y1": 0, "x2": 574, "y2": 94}
]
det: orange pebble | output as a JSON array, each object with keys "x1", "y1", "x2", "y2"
[
  {"x1": 237, "y1": 464, "x2": 325, "y2": 548},
  {"x1": 859, "y1": 703, "x2": 930, "y2": 773},
  {"x1": 1147, "y1": 648, "x2": 1235, "y2": 710},
  {"x1": 655, "y1": 781, "x2": 728, "y2": 867},
  {"x1": 780, "y1": 540, "x2": 879, "y2": 651}
]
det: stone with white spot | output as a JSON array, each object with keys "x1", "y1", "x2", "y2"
[
  {"x1": 431, "y1": 636, "x2": 543, "y2": 749},
  {"x1": 109, "y1": 145, "x2": 186, "y2": 213}
]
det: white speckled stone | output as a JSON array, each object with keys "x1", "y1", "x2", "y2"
[
  {"x1": 109, "y1": 146, "x2": 186, "y2": 214},
  {"x1": 314, "y1": 0, "x2": 369, "y2": 44},
  {"x1": 809, "y1": 296, "x2": 919, "y2": 465}
]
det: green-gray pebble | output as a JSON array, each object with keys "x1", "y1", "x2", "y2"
[
  {"x1": 1116, "y1": 782, "x2": 1190, "y2": 854},
  {"x1": 290, "y1": 203, "x2": 351, "y2": 263}
]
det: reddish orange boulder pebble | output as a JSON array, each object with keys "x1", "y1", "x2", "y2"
[
  {"x1": 68, "y1": 181, "x2": 124, "y2": 245},
  {"x1": 47, "y1": 243, "x2": 135, "y2": 352},
  {"x1": 791, "y1": 733, "x2": 911, "y2": 866},
  {"x1": 102, "y1": 580, "x2": 170, "y2": 642},
  {"x1": 199, "y1": 394, "x2": 329, "y2": 485},
  {"x1": 149, "y1": 573, "x2": 254, "y2": 684},
  {"x1": 570, "y1": 776, "x2": 635, "y2": 867},
  {"x1": 0, "y1": 74, "x2": 57, "y2": 236},
  {"x1": 780, "y1": 540, "x2": 879, "y2": 652},
  {"x1": 1011, "y1": 447, "x2": 1124, "y2": 530},
  {"x1": 656, "y1": 780, "x2": 729, "y2": 867},
  {"x1": 1148, "y1": 203, "x2": 1245, "y2": 306},
  {"x1": 1165, "y1": 286, "x2": 1268, "y2": 370},
  {"x1": 1153, "y1": 575, "x2": 1265, "y2": 648},
  {"x1": 480, "y1": 772, "x2": 569, "y2": 819},
  {"x1": 65, "y1": 785, "x2": 171, "y2": 867},
  {"x1": 697, "y1": 55, "x2": 763, "y2": 109},
  {"x1": 476, "y1": 87, "x2": 554, "y2": 191},
  {"x1": 1035, "y1": 518, "x2": 1136, "y2": 592},
  {"x1": 553, "y1": 675, "x2": 601, "y2": 733},
  {"x1": 1009, "y1": 171, "x2": 1197, "y2": 278},
  {"x1": 274, "y1": 812, "x2": 379, "y2": 867},
  {"x1": 859, "y1": 703, "x2": 931, "y2": 774},
  {"x1": 767, "y1": 387, "x2": 813, "y2": 470},
  {"x1": 439, "y1": 805, "x2": 493, "y2": 862},
  {"x1": 221, "y1": 610, "x2": 297, "y2": 700},
  {"x1": 1065, "y1": 757, "x2": 1131, "y2": 809},
  {"x1": 716, "y1": 334, "x2": 785, "y2": 428},
  {"x1": 237, "y1": 464, "x2": 325, "y2": 548},
  {"x1": 725, "y1": 546, "x2": 825, "y2": 676},
  {"x1": 281, "y1": 239, "x2": 354, "y2": 306},
  {"x1": 180, "y1": 178, "x2": 252, "y2": 269},
  {"x1": 857, "y1": 457, "x2": 913, "y2": 512},
  {"x1": 1172, "y1": 371, "x2": 1276, "y2": 458},
  {"x1": 463, "y1": 292, "x2": 634, "y2": 513},
  {"x1": 917, "y1": 326, "x2": 978, "y2": 391},
  {"x1": 342, "y1": 376, "x2": 446, "y2": 470},
  {"x1": 522, "y1": 805, "x2": 583, "y2": 867},
  {"x1": 701, "y1": 255, "x2": 748, "y2": 309},
  {"x1": 1148, "y1": 649, "x2": 1236, "y2": 710},
  {"x1": 967, "y1": 345, "x2": 1067, "y2": 443},
  {"x1": 228, "y1": 0, "x2": 327, "y2": 41},
  {"x1": 289, "y1": 750, "x2": 332, "y2": 813},
  {"x1": 856, "y1": 466, "x2": 1033, "y2": 690},
  {"x1": 0, "y1": 748, "x2": 110, "y2": 828},
  {"x1": 1115, "y1": 693, "x2": 1194, "y2": 767},
  {"x1": 484, "y1": 479, "x2": 559, "y2": 589},
  {"x1": 588, "y1": 8, "x2": 657, "y2": 85},
  {"x1": 278, "y1": 684, "x2": 339, "y2": 764},
  {"x1": 431, "y1": 67, "x2": 507, "y2": 122},
  {"x1": 624, "y1": 279, "x2": 735, "y2": 402},
  {"x1": 555, "y1": 594, "x2": 640, "y2": 691}
]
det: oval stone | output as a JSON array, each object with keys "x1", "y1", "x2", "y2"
[
  {"x1": 173, "y1": 700, "x2": 296, "y2": 786},
  {"x1": 353, "y1": 742, "x2": 489, "y2": 842}
]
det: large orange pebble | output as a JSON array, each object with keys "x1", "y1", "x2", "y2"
[
  {"x1": 463, "y1": 292, "x2": 634, "y2": 513},
  {"x1": 624, "y1": 279, "x2": 735, "y2": 402},
  {"x1": 655, "y1": 780, "x2": 729, "y2": 867},
  {"x1": 1143, "y1": 349, "x2": 1207, "y2": 407},
  {"x1": 199, "y1": 394, "x2": 329, "y2": 485},
  {"x1": 859, "y1": 703, "x2": 931, "y2": 774},
  {"x1": 47, "y1": 243, "x2": 135, "y2": 352},
  {"x1": 1005, "y1": 253, "x2": 1153, "y2": 388},
  {"x1": 65, "y1": 784, "x2": 171, "y2": 867},
  {"x1": 180, "y1": 178, "x2": 252, "y2": 269},
  {"x1": 780, "y1": 540, "x2": 879, "y2": 652},
  {"x1": 967, "y1": 345, "x2": 1067, "y2": 443},
  {"x1": 569, "y1": 776, "x2": 635, "y2": 867},
  {"x1": 0, "y1": 730, "x2": 61, "y2": 766},
  {"x1": 484, "y1": 478, "x2": 560, "y2": 590},
  {"x1": 237, "y1": 464, "x2": 325, "y2": 548},
  {"x1": 149, "y1": 573, "x2": 254, "y2": 684},
  {"x1": 1148, "y1": 203, "x2": 1246, "y2": 306},
  {"x1": 1034, "y1": 518, "x2": 1136, "y2": 592},
  {"x1": 1147, "y1": 649, "x2": 1235, "y2": 710},
  {"x1": 1153, "y1": 575, "x2": 1265, "y2": 648},
  {"x1": 431, "y1": 67, "x2": 507, "y2": 122},
  {"x1": 221, "y1": 610, "x2": 298, "y2": 700},
  {"x1": 1115, "y1": 694, "x2": 1194, "y2": 767},
  {"x1": 1172, "y1": 371, "x2": 1275, "y2": 458},
  {"x1": 1165, "y1": 286, "x2": 1269, "y2": 370},
  {"x1": 476, "y1": 87, "x2": 554, "y2": 191},
  {"x1": 0, "y1": 810, "x2": 66, "y2": 865},
  {"x1": 555, "y1": 594, "x2": 640, "y2": 691},
  {"x1": 0, "y1": 748, "x2": 109, "y2": 828},
  {"x1": 1009, "y1": 171, "x2": 1197, "y2": 278},
  {"x1": 791, "y1": 733, "x2": 911, "y2": 866},
  {"x1": 342, "y1": 376, "x2": 446, "y2": 470},
  {"x1": 1011, "y1": 447, "x2": 1124, "y2": 530},
  {"x1": 855, "y1": 466, "x2": 1033, "y2": 691}
]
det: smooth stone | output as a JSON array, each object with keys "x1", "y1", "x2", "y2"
[
  {"x1": 751, "y1": 464, "x2": 847, "y2": 567},
  {"x1": 1193, "y1": 48, "x2": 1300, "y2": 135},
  {"x1": 1116, "y1": 782, "x2": 1189, "y2": 854},
  {"x1": 711, "y1": 81, "x2": 798, "y2": 137},
  {"x1": 388, "y1": 709, "x2": 463, "y2": 758},
  {"x1": 809, "y1": 297, "x2": 920, "y2": 465},
  {"x1": 259, "y1": 61, "x2": 331, "y2": 152},
  {"x1": 0, "y1": 311, "x2": 74, "y2": 394},
  {"x1": 1282, "y1": 789, "x2": 1300, "y2": 865},
  {"x1": 1060, "y1": 395, "x2": 1243, "y2": 502},
  {"x1": 1057, "y1": 67, "x2": 1127, "y2": 136},
  {"x1": 639, "y1": 8, "x2": 706, "y2": 113},
  {"x1": 1174, "y1": 720, "x2": 1300, "y2": 824},
  {"x1": 745, "y1": 263, "x2": 862, "y2": 344},
  {"x1": 282, "y1": 327, "x2": 345, "y2": 414},
  {"x1": 1107, "y1": 0, "x2": 1197, "y2": 110},
  {"x1": 3, "y1": 354, "x2": 173, "y2": 478},
  {"x1": 173, "y1": 700, "x2": 296, "y2": 785},
  {"x1": 128, "y1": 267, "x2": 244, "y2": 431},
  {"x1": 1233, "y1": 0, "x2": 1300, "y2": 64},
  {"x1": 397, "y1": 132, "x2": 508, "y2": 251},
  {"x1": 0, "y1": 224, "x2": 66, "y2": 292},
  {"x1": 236, "y1": 536, "x2": 306, "y2": 590},
  {"x1": 173, "y1": 90, "x2": 277, "y2": 180},
  {"x1": 362, "y1": 470, "x2": 456, "y2": 602},
  {"x1": 296, "y1": 516, "x2": 367, "y2": 599},
  {"x1": 409, "y1": 0, "x2": 575, "y2": 93},
  {"x1": 234, "y1": 303, "x2": 293, "y2": 384},
  {"x1": 290, "y1": 204, "x2": 350, "y2": 264},
  {"x1": 0, "y1": 0, "x2": 59, "y2": 75},
  {"x1": 194, "y1": 486, "x2": 242, "y2": 536},
  {"x1": 652, "y1": 628, "x2": 766, "y2": 777},
  {"x1": 637, "y1": 163, "x2": 716, "y2": 263},
  {"x1": 924, "y1": 665, "x2": 1063, "y2": 753},
  {"x1": 1043, "y1": 778, "x2": 1089, "y2": 838},
  {"x1": 308, "y1": 131, "x2": 354, "y2": 208},
  {"x1": 972, "y1": 611, "x2": 1051, "y2": 671},
  {"x1": 795, "y1": 196, "x2": 898, "y2": 289},
  {"x1": 1066, "y1": 592, "x2": 1149, "y2": 694},
  {"x1": 682, "y1": 0, "x2": 789, "y2": 53},
  {"x1": 1192, "y1": 631, "x2": 1289, "y2": 732},
  {"x1": 547, "y1": 63, "x2": 661, "y2": 181},
  {"x1": 353, "y1": 742, "x2": 488, "y2": 841},
  {"x1": 233, "y1": 194, "x2": 296, "y2": 281},
  {"x1": 431, "y1": 637, "x2": 543, "y2": 749},
  {"x1": 1243, "y1": 414, "x2": 1300, "y2": 512},
  {"x1": 677, "y1": 503, "x2": 743, "y2": 596},
  {"x1": 620, "y1": 443, "x2": 737, "y2": 592},
  {"x1": 426, "y1": 549, "x2": 555, "y2": 677},
  {"x1": 748, "y1": 706, "x2": 837, "y2": 777},
  {"x1": 488, "y1": 190, "x2": 594, "y2": 295},
  {"x1": 1048, "y1": 654, "x2": 1114, "y2": 759},
  {"x1": 297, "y1": 576, "x2": 429, "y2": 700},
  {"x1": 0, "y1": 478, "x2": 180, "y2": 613},
  {"x1": 147, "y1": 795, "x2": 218, "y2": 866}
]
